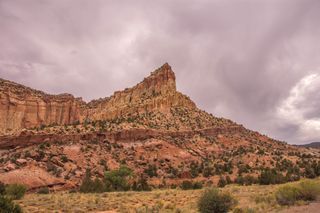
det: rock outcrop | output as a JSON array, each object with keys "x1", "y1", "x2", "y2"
[
  {"x1": 87, "y1": 63, "x2": 196, "y2": 120},
  {"x1": 0, "y1": 79, "x2": 85, "y2": 134},
  {"x1": 0, "y1": 63, "x2": 196, "y2": 134}
]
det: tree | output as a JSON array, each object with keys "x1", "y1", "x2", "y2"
[{"x1": 104, "y1": 166, "x2": 132, "y2": 191}]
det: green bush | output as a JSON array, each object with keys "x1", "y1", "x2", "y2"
[
  {"x1": 276, "y1": 180, "x2": 320, "y2": 206},
  {"x1": 181, "y1": 180, "x2": 193, "y2": 190},
  {"x1": 104, "y1": 166, "x2": 132, "y2": 191},
  {"x1": 298, "y1": 180, "x2": 320, "y2": 201},
  {"x1": 275, "y1": 185, "x2": 301, "y2": 205},
  {"x1": 0, "y1": 196, "x2": 22, "y2": 213},
  {"x1": 193, "y1": 181, "x2": 203, "y2": 189},
  {"x1": 180, "y1": 181, "x2": 203, "y2": 190},
  {"x1": 198, "y1": 188, "x2": 236, "y2": 213},
  {"x1": 259, "y1": 168, "x2": 285, "y2": 185},
  {"x1": 37, "y1": 187, "x2": 50, "y2": 194},
  {"x1": 5, "y1": 184, "x2": 27, "y2": 200}
]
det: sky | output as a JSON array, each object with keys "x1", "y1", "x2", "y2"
[{"x1": 0, "y1": 0, "x2": 320, "y2": 144}]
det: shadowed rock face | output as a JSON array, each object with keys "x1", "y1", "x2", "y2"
[{"x1": 0, "y1": 63, "x2": 196, "y2": 134}]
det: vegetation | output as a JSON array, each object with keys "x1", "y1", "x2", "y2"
[
  {"x1": 79, "y1": 166, "x2": 133, "y2": 193},
  {"x1": 0, "y1": 181, "x2": 23, "y2": 212},
  {"x1": 275, "y1": 180, "x2": 320, "y2": 206},
  {"x1": 5, "y1": 184, "x2": 27, "y2": 200},
  {"x1": 258, "y1": 168, "x2": 285, "y2": 185},
  {"x1": 180, "y1": 180, "x2": 203, "y2": 190},
  {"x1": 37, "y1": 187, "x2": 50, "y2": 194},
  {"x1": 79, "y1": 170, "x2": 105, "y2": 193},
  {"x1": 104, "y1": 166, "x2": 132, "y2": 191},
  {"x1": 198, "y1": 188, "x2": 236, "y2": 213},
  {"x1": 0, "y1": 196, "x2": 22, "y2": 213}
]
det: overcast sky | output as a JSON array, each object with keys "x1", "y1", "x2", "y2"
[{"x1": 0, "y1": 0, "x2": 320, "y2": 144}]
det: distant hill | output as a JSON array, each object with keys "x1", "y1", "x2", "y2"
[{"x1": 300, "y1": 142, "x2": 320, "y2": 149}]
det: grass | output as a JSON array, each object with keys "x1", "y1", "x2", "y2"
[{"x1": 16, "y1": 178, "x2": 320, "y2": 213}]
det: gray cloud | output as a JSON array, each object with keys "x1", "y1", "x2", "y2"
[{"x1": 0, "y1": 0, "x2": 320, "y2": 144}]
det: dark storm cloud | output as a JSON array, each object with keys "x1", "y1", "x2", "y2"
[{"x1": 0, "y1": 0, "x2": 319, "y2": 144}]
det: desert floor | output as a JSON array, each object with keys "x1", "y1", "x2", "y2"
[{"x1": 17, "y1": 178, "x2": 320, "y2": 213}]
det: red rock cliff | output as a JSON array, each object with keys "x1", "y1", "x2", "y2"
[
  {"x1": 87, "y1": 63, "x2": 196, "y2": 120},
  {"x1": 0, "y1": 79, "x2": 85, "y2": 134},
  {"x1": 0, "y1": 63, "x2": 196, "y2": 134}
]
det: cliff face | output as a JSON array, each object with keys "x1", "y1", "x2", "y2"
[
  {"x1": 0, "y1": 79, "x2": 85, "y2": 134},
  {"x1": 87, "y1": 63, "x2": 196, "y2": 120},
  {"x1": 0, "y1": 63, "x2": 196, "y2": 134}
]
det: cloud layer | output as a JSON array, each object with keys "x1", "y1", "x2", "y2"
[{"x1": 0, "y1": 0, "x2": 319, "y2": 144}]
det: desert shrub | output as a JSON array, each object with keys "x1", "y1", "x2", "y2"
[
  {"x1": 37, "y1": 187, "x2": 50, "y2": 194},
  {"x1": 144, "y1": 164, "x2": 158, "y2": 178},
  {"x1": 203, "y1": 166, "x2": 213, "y2": 177},
  {"x1": 276, "y1": 180, "x2": 320, "y2": 206},
  {"x1": 193, "y1": 181, "x2": 203, "y2": 189},
  {"x1": 258, "y1": 168, "x2": 285, "y2": 185},
  {"x1": 181, "y1": 180, "x2": 193, "y2": 190},
  {"x1": 0, "y1": 196, "x2": 22, "y2": 213},
  {"x1": 80, "y1": 170, "x2": 105, "y2": 193},
  {"x1": 60, "y1": 155, "x2": 68, "y2": 163},
  {"x1": 298, "y1": 180, "x2": 320, "y2": 201},
  {"x1": 104, "y1": 166, "x2": 132, "y2": 191},
  {"x1": 218, "y1": 176, "x2": 227, "y2": 188},
  {"x1": 242, "y1": 175, "x2": 258, "y2": 186},
  {"x1": 225, "y1": 176, "x2": 232, "y2": 184},
  {"x1": 275, "y1": 185, "x2": 301, "y2": 205},
  {"x1": 180, "y1": 180, "x2": 202, "y2": 190},
  {"x1": 235, "y1": 175, "x2": 244, "y2": 185},
  {"x1": 5, "y1": 184, "x2": 27, "y2": 200},
  {"x1": 198, "y1": 188, "x2": 236, "y2": 213},
  {"x1": 132, "y1": 175, "x2": 151, "y2": 191},
  {"x1": 0, "y1": 181, "x2": 5, "y2": 195}
]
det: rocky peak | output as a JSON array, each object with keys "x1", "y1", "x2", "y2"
[
  {"x1": 86, "y1": 63, "x2": 196, "y2": 120},
  {"x1": 144, "y1": 62, "x2": 176, "y2": 94}
]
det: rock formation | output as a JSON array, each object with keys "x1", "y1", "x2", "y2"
[
  {"x1": 0, "y1": 79, "x2": 85, "y2": 134},
  {"x1": 86, "y1": 63, "x2": 196, "y2": 121},
  {"x1": 0, "y1": 63, "x2": 198, "y2": 134},
  {"x1": 0, "y1": 63, "x2": 319, "y2": 191}
]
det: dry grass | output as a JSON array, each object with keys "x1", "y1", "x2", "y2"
[{"x1": 16, "y1": 179, "x2": 320, "y2": 213}]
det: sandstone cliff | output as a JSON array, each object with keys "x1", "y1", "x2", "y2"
[
  {"x1": 86, "y1": 63, "x2": 196, "y2": 120},
  {"x1": 0, "y1": 79, "x2": 85, "y2": 134},
  {"x1": 0, "y1": 63, "x2": 198, "y2": 134}
]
